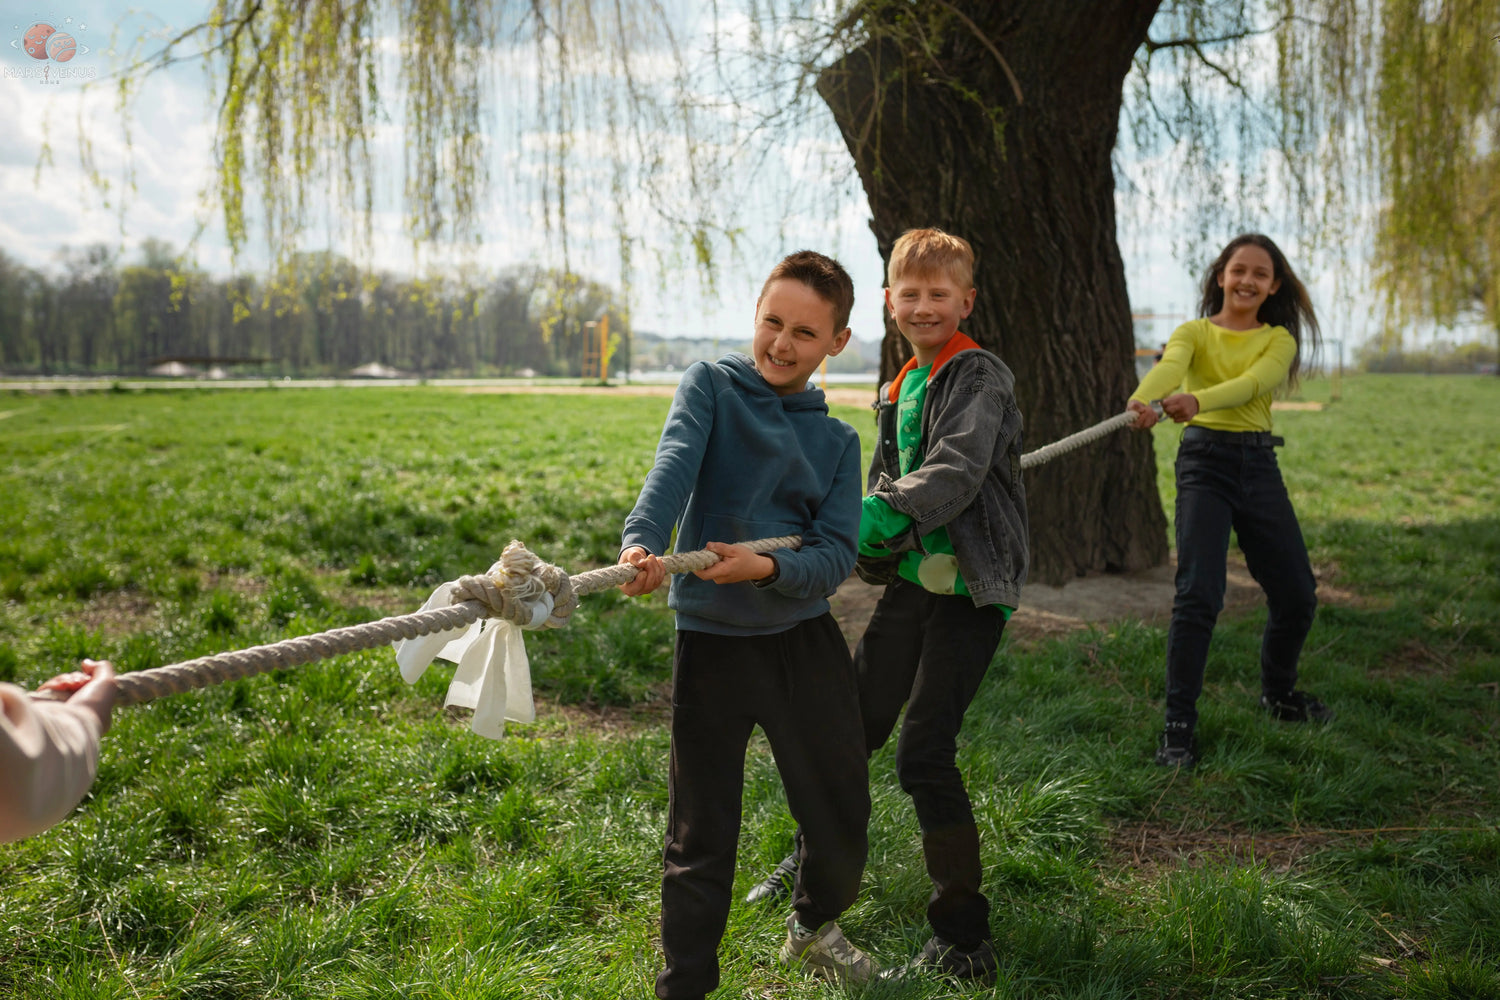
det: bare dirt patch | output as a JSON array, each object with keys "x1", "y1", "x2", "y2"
[
  {"x1": 531, "y1": 687, "x2": 675, "y2": 736},
  {"x1": 1108, "y1": 820, "x2": 1333, "y2": 875},
  {"x1": 1105, "y1": 819, "x2": 1474, "y2": 893},
  {"x1": 1372, "y1": 638, "x2": 1454, "y2": 680},
  {"x1": 824, "y1": 388, "x2": 879, "y2": 407},
  {"x1": 74, "y1": 590, "x2": 160, "y2": 637},
  {"x1": 1110, "y1": 820, "x2": 1386, "y2": 876},
  {"x1": 828, "y1": 553, "x2": 1295, "y2": 649}
]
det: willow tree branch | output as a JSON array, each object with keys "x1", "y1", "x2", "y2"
[
  {"x1": 113, "y1": 0, "x2": 266, "y2": 86},
  {"x1": 931, "y1": 0, "x2": 1023, "y2": 105},
  {"x1": 1144, "y1": 13, "x2": 1329, "y2": 54}
]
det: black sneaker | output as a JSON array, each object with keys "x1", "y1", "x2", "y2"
[
  {"x1": 744, "y1": 852, "x2": 798, "y2": 905},
  {"x1": 1155, "y1": 722, "x2": 1197, "y2": 768},
  {"x1": 1261, "y1": 690, "x2": 1333, "y2": 723},
  {"x1": 914, "y1": 934, "x2": 998, "y2": 981}
]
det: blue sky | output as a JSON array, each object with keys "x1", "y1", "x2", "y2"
[{"x1": 4, "y1": 1, "x2": 1389, "y2": 355}]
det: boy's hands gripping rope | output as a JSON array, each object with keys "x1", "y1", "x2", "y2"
[
  {"x1": 693, "y1": 542, "x2": 777, "y2": 585},
  {"x1": 618, "y1": 547, "x2": 668, "y2": 596},
  {"x1": 618, "y1": 542, "x2": 779, "y2": 595}
]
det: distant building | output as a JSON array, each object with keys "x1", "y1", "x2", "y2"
[
  {"x1": 148, "y1": 361, "x2": 200, "y2": 377},
  {"x1": 348, "y1": 362, "x2": 405, "y2": 378}
]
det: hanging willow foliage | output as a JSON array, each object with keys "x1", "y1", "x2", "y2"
[
  {"x1": 123, "y1": 0, "x2": 765, "y2": 294},
  {"x1": 114, "y1": 1, "x2": 1500, "y2": 348},
  {"x1": 1119, "y1": 2, "x2": 1378, "y2": 303},
  {"x1": 1374, "y1": 0, "x2": 1500, "y2": 346}
]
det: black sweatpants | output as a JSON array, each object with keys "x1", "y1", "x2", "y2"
[
  {"x1": 656, "y1": 613, "x2": 870, "y2": 1000},
  {"x1": 856, "y1": 577, "x2": 1008, "y2": 950}
]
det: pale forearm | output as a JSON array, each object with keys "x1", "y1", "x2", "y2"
[{"x1": 0, "y1": 685, "x2": 104, "y2": 843}]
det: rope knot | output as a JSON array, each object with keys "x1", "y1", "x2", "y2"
[{"x1": 450, "y1": 540, "x2": 577, "y2": 629}]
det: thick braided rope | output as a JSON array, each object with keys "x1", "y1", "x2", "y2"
[
  {"x1": 1020, "y1": 409, "x2": 1142, "y2": 470},
  {"x1": 112, "y1": 602, "x2": 489, "y2": 706},
  {"x1": 105, "y1": 535, "x2": 803, "y2": 707}
]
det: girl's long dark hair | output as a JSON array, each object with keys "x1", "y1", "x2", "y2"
[{"x1": 1198, "y1": 233, "x2": 1321, "y2": 387}]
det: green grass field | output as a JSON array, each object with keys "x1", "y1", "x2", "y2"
[{"x1": 1, "y1": 375, "x2": 1497, "y2": 999}]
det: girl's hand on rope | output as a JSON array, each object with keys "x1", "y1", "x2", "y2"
[
  {"x1": 1161, "y1": 393, "x2": 1201, "y2": 423},
  {"x1": 695, "y1": 541, "x2": 776, "y2": 586},
  {"x1": 618, "y1": 547, "x2": 667, "y2": 597},
  {"x1": 1127, "y1": 399, "x2": 1159, "y2": 430},
  {"x1": 37, "y1": 659, "x2": 118, "y2": 734}
]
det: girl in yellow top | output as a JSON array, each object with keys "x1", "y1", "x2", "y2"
[{"x1": 1128, "y1": 234, "x2": 1328, "y2": 768}]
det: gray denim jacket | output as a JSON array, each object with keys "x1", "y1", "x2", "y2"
[{"x1": 860, "y1": 342, "x2": 1029, "y2": 608}]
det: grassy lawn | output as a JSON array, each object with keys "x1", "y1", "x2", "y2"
[{"x1": 1, "y1": 375, "x2": 1497, "y2": 999}]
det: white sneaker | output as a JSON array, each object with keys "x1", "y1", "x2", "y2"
[{"x1": 779, "y1": 913, "x2": 879, "y2": 984}]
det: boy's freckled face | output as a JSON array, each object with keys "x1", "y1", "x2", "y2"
[
  {"x1": 752, "y1": 279, "x2": 850, "y2": 397},
  {"x1": 886, "y1": 271, "x2": 976, "y2": 365}
]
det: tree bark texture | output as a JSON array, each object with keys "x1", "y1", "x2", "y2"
[{"x1": 818, "y1": 0, "x2": 1170, "y2": 584}]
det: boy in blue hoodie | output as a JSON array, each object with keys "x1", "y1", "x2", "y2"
[{"x1": 618, "y1": 251, "x2": 876, "y2": 999}]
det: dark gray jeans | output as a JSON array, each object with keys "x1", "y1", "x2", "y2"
[
  {"x1": 857, "y1": 578, "x2": 1008, "y2": 950},
  {"x1": 1165, "y1": 429, "x2": 1318, "y2": 729}
]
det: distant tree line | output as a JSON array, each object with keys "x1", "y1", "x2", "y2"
[
  {"x1": 1355, "y1": 339, "x2": 1498, "y2": 375},
  {"x1": 0, "y1": 241, "x2": 632, "y2": 377},
  {"x1": 631, "y1": 333, "x2": 878, "y2": 375}
]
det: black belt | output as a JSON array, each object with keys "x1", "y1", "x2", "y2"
[{"x1": 1182, "y1": 426, "x2": 1284, "y2": 448}]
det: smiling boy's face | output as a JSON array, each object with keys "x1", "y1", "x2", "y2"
[
  {"x1": 885, "y1": 268, "x2": 976, "y2": 366},
  {"x1": 751, "y1": 278, "x2": 851, "y2": 396}
]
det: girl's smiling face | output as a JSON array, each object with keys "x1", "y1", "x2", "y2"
[{"x1": 1216, "y1": 244, "x2": 1281, "y2": 322}]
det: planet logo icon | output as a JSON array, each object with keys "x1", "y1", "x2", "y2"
[
  {"x1": 23, "y1": 21, "x2": 54, "y2": 59},
  {"x1": 46, "y1": 31, "x2": 74, "y2": 62},
  {"x1": 11, "y1": 15, "x2": 90, "y2": 71}
]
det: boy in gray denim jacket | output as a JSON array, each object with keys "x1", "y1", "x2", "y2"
[{"x1": 748, "y1": 228, "x2": 1028, "y2": 981}]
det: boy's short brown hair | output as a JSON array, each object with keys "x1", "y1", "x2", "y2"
[
  {"x1": 760, "y1": 250, "x2": 856, "y2": 332},
  {"x1": 888, "y1": 228, "x2": 974, "y2": 289}
]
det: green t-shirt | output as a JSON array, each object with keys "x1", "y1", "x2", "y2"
[{"x1": 859, "y1": 364, "x2": 1012, "y2": 617}]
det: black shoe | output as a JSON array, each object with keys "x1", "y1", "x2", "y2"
[
  {"x1": 913, "y1": 935, "x2": 998, "y2": 981},
  {"x1": 744, "y1": 852, "x2": 798, "y2": 905},
  {"x1": 1155, "y1": 722, "x2": 1197, "y2": 768},
  {"x1": 1261, "y1": 690, "x2": 1333, "y2": 723}
]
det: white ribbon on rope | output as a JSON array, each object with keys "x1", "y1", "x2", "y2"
[{"x1": 393, "y1": 580, "x2": 554, "y2": 739}]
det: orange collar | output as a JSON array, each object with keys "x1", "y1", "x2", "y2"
[{"x1": 888, "y1": 331, "x2": 982, "y2": 402}]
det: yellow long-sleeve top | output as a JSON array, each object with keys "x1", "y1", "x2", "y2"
[
  {"x1": 1130, "y1": 318, "x2": 1296, "y2": 432},
  {"x1": 0, "y1": 683, "x2": 103, "y2": 843}
]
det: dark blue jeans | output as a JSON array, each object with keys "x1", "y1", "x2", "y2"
[
  {"x1": 856, "y1": 578, "x2": 1008, "y2": 950},
  {"x1": 1165, "y1": 430, "x2": 1318, "y2": 729}
]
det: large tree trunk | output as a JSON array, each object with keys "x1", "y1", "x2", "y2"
[{"x1": 818, "y1": 1, "x2": 1169, "y2": 584}]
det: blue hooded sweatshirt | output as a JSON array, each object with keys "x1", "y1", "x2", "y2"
[{"x1": 621, "y1": 353, "x2": 862, "y2": 636}]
